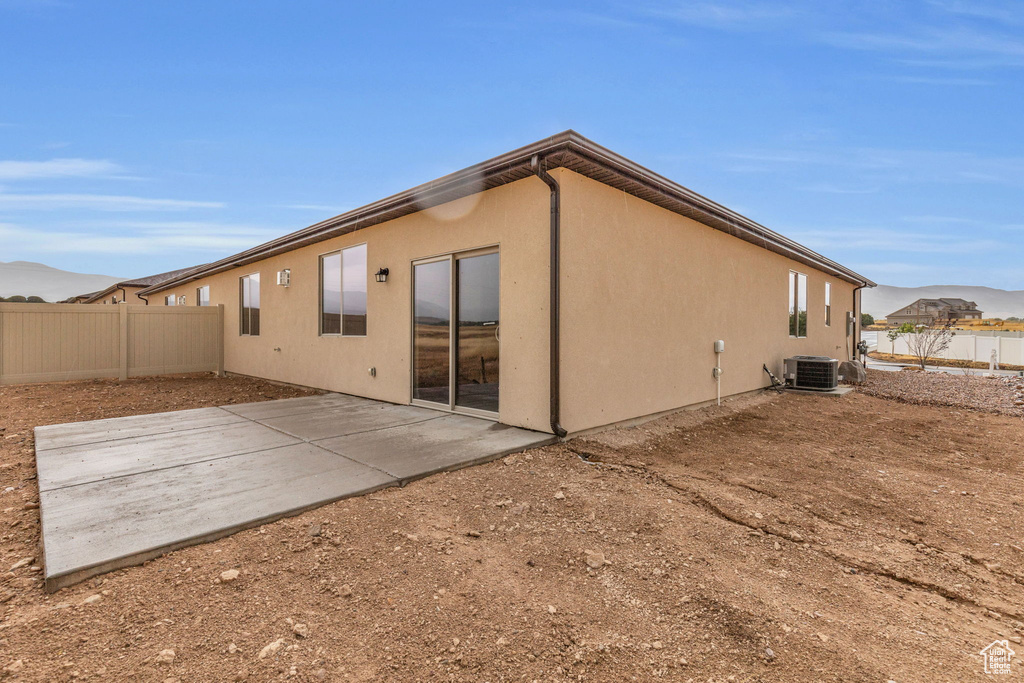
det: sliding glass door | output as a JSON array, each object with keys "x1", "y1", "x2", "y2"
[
  {"x1": 412, "y1": 249, "x2": 499, "y2": 416},
  {"x1": 412, "y1": 259, "x2": 451, "y2": 406}
]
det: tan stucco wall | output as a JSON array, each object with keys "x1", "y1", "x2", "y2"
[
  {"x1": 557, "y1": 168, "x2": 859, "y2": 433},
  {"x1": 151, "y1": 167, "x2": 863, "y2": 436},
  {"x1": 153, "y1": 177, "x2": 552, "y2": 432}
]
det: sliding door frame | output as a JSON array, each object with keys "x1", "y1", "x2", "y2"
[{"x1": 410, "y1": 245, "x2": 499, "y2": 420}]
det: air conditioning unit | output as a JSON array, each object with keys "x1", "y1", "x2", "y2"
[
  {"x1": 783, "y1": 356, "x2": 839, "y2": 391},
  {"x1": 277, "y1": 269, "x2": 291, "y2": 287}
]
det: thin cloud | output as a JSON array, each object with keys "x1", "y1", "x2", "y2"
[
  {"x1": 822, "y1": 26, "x2": 1024, "y2": 66},
  {"x1": 641, "y1": 1, "x2": 800, "y2": 30},
  {"x1": 0, "y1": 193, "x2": 224, "y2": 211},
  {"x1": 725, "y1": 147, "x2": 1024, "y2": 187},
  {"x1": 0, "y1": 221, "x2": 276, "y2": 255},
  {"x1": 281, "y1": 203, "x2": 350, "y2": 213},
  {"x1": 0, "y1": 158, "x2": 125, "y2": 180},
  {"x1": 796, "y1": 183, "x2": 880, "y2": 194},
  {"x1": 783, "y1": 226, "x2": 1001, "y2": 254},
  {"x1": 874, "y1": 74, "x2": 994, "y2": 86}
]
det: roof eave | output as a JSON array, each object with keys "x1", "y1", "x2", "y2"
[{"x1": 139, "y1": 131, "x2": 874, "y2": 294}]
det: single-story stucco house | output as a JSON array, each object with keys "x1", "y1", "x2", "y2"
[
  {"x1": 139, "y1": 131, "x2": 874, "y2": 437},
  {"x1": 81, "y1": 265, "x2": 207, "y2": 305}
]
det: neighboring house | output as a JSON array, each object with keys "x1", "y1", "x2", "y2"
[
  {"x1": 140, "y1": 131, "x2": 874, "y2": 437},
  {"x1": 59, "y1": 292, "x2": 100, "y2": 303},
  {"x1": 886, "y1": 298, "x2": 982, "y2": 327},
  {"x1": 79, "y1": 266, "x2": 207, "y2": 305}
]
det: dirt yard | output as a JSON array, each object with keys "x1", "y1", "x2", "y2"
[{"x1": 1, "y1": 372, "x2": 1023, "y2": 681}]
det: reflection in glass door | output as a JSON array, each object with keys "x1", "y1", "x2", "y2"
[
  {"x1": 412, "y1": 249, "x2": 499, "y2": 416},
  {"x1": 412, "y1": 260, "x2": 451, "y2": 406},
  {"x1": 456, "y1": 253, "x2": 499, "y2": 413}
]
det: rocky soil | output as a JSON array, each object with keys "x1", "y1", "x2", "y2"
[
  {"x1": 1, "y1": 372, "x2": 1023, "y2": 680},
  {"x1": 861, "y1": 366, "x2": 1024, "y2": 416}
]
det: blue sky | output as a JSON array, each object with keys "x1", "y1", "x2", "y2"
[{"x1": 1, "y1": 1, "x2": 1022, "y2": 288}]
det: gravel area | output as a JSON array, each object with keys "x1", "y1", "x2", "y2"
[{"x1": 861, "y1": 367, "x2": 1024, "y2": 416}]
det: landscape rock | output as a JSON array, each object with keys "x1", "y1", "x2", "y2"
[
  {"x1": 584, "y1": 550, "x2": 607, "y2": 569},
  {"x1": 258, "y1": 638, "x2": 285, "y2": 660},
  {"x1": 220, "y1": 569, "x2": 240, "y2": 583},
  {"x1": 83, "y1": 594, "x2": 102, "y2": 605},
  {"x1": 292, "y1": 622, "x2": 308, "y2": 638},
  {"x1": 839, "y1": 360, "x2": 867, "y2": 384},
  {"x1": 154, "y1": 649, "x2": 176, "y2": 665},
  {"x1": 10, "y1": 557, "x2": 33, "y2": 571}
]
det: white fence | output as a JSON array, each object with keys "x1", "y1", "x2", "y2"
[{"x1": 885, "y1": 332, "x2": 1024, "y2": 367}]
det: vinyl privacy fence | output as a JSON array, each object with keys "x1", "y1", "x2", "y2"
[
  {"x1": 0, "y1": 304, "x2": 224, "y2": 385},
  {"x1": 885, "y1": 332, "x2": 1024, "y2": 367}
]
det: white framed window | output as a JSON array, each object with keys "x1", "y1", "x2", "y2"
[
  {"x1": 177, "y1": 295, "x2": 186, "y2": 306},
  {"x1": 788, "y1": 271, "x2": 807, "y2": 338},
  {"x1": 165, "y1": 294, "x2": 175, "y2": 306},
  {"x1": 240, "y1": 273, "x2": 260, "y2": 336},
  {"x1": 196, "y1": 285, "x2": 210, "y2": 307},
  {"x1": 825, "y1": 282, "x2": 832, "y2": 327},
  {"x1": 319, "y1": 244, "x2": 367, "y2": 337}
]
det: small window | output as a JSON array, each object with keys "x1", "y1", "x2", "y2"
[
  {"x1": 320, "y1": 253, "x2": 341, "y2": 335},
  {"x1": 825, "y1": 282, "x2": 832, "y2": 327},
  {"x1": 177, "y1": 295, "x2": 186, "y2": 306},
  {"x1": 343, "y1": 244, "x2": 367, "y2": 336},
  {"x1": 319, "y1": 244, "x2": 367, "y2": 336},
  {"x1": 240, "y1": 273, "x2": 260, "y2": 336},
  {"x1": 788, "y1": 271, "x2": 807, "y2": 338},
  {"x1": 165, "y1": 295, "x2": 175, "y2": 306},
  {"x1": 196, "y1": 285, "x2": 210, "y2": 307}
]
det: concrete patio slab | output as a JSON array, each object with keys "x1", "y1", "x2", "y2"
[
  {"x1": 317, "y1": 413, "x2": 554, "y2": 483},
  {"x1": 260, "y1": 402, "x2": 439, "y2": 441},
  {"x1": 219, "y1": 393, "x2": 359, "y2": 420},
  {"x1": 35, "y1": 406, "x2": 246, "y2": 450},
  {"x1": 41, "y1": 443, "x2": 395, "y2": 591},
  {"x1": 37, "y1": 420, "x2": 299, "y2": 490},
  {"x1": 35, "y1": 393, "x2": 554, "y2": 592}
]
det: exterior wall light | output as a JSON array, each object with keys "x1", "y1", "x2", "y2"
[{"x1": 374, "y1": 267, "x2": 389, "y2": 283}]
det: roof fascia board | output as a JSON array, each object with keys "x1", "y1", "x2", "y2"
[{"x1": 140, "y1": 132, "x2": 873, "y2": 294}]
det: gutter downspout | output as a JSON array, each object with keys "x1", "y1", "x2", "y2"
[
  {"x1": 137, "y1": 291, "x2": 149, "y2": 305},
  {"x1": 532, "y1": 155, "x2": 568, "y2": 439},
  {"x1": 116, "y1": 286, "x2": 127, "y2": 305},
  {"x1": 852, "y1": 284, "x2": 866, "y2": 361}
]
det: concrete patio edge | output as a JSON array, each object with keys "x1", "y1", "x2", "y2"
[{"x1": 41, "y1": 478, "x2": 398, "y2": 593}]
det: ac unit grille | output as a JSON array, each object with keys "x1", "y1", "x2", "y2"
[{"x1": 784, "y1": 356, "x2": 839, "y2": 391}]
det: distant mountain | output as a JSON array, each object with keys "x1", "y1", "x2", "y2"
[
  {"x1": 0, "y1": 261, "x2": 123, "y2": 303},
  {"x1": 863, "y1": 285, "x2": 1024, "y2": 320}
]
